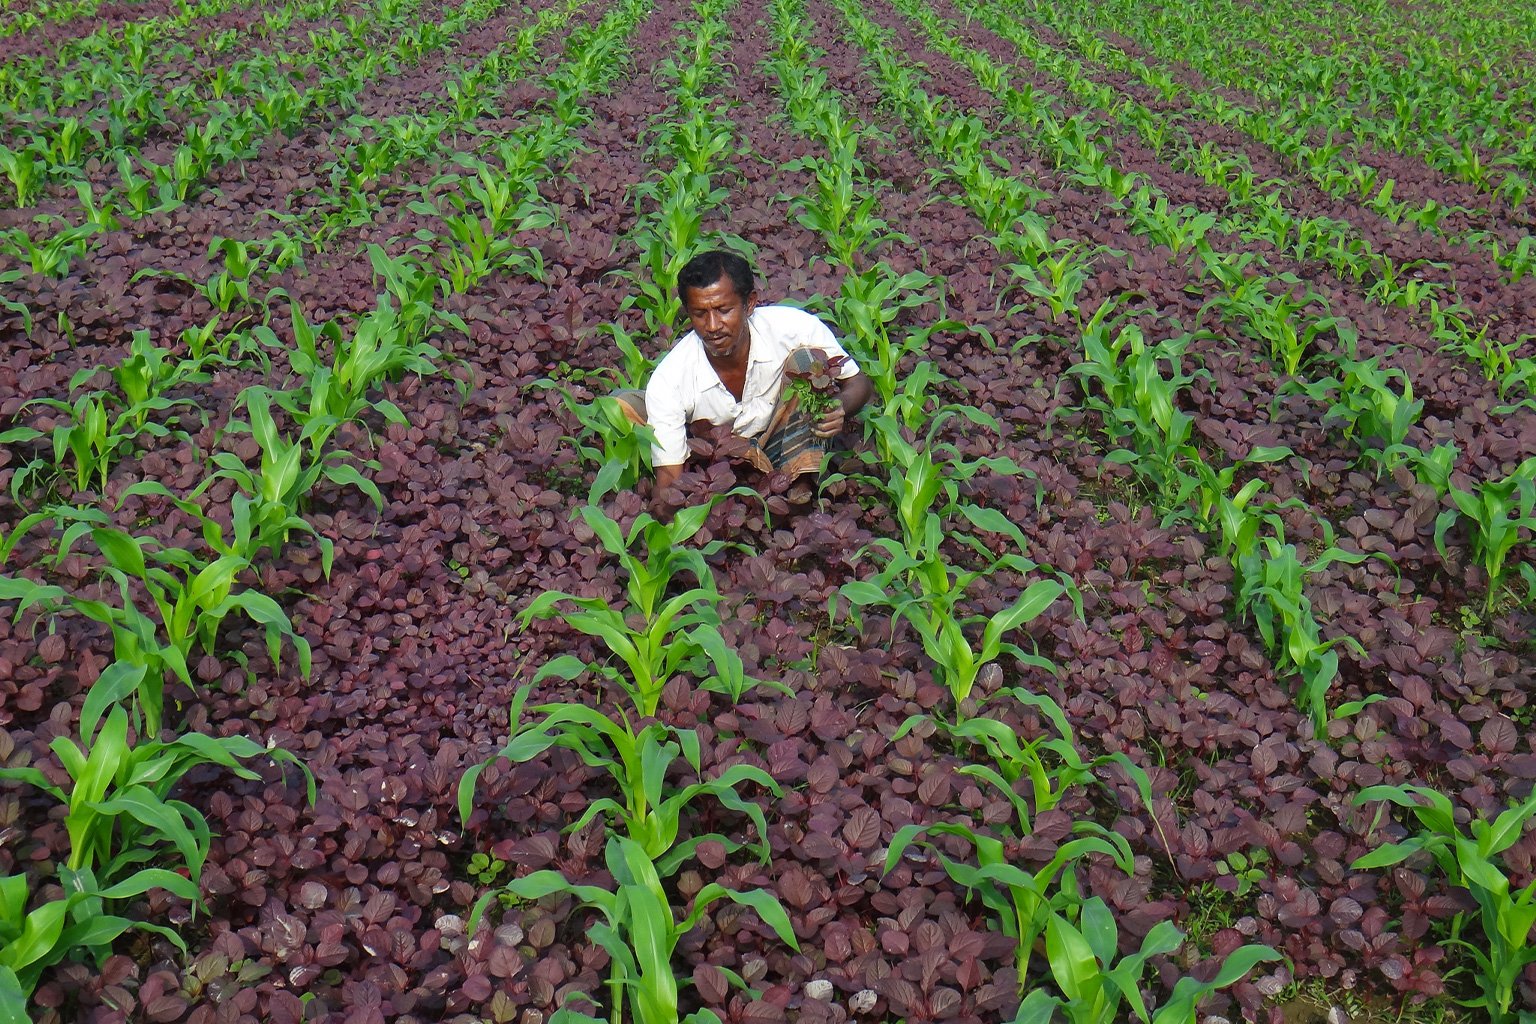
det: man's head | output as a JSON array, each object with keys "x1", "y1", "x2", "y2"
[
  {"x1": 677, "y1": 250, "x2": 755, "y2": 307},
  {"x1": 678, "y1": 250, "x2": 757, "y2": 363}
]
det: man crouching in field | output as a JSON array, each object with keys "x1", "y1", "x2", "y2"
[{"x1": 613, "y1": 250, "x2": 874, "y2": 491}]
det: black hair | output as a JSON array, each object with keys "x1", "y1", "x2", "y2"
[{"x1": 677, "y1": 250, "x2": 755, "y2": 305}]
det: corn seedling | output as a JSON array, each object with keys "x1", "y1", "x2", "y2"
[
  {"x1": 53, "y1": 526, "x2": 312, "y2": 710},
  {"x1": 460, "y1": 685, "x2": 778, "y2": 874},
  {"x1": 521, "y1": 499, "x2": 778, "y2": 718},
  {"x1": 1433, "y1": 456, "x2": 1536, "y2": 611},
  {"x1": 213, "y1": 387, "x2": 384, "y2": 530},
  {"x1": 1354, "y1": 784, "x2": 1536, "y2": 1024},
  {"x1": 885, "y1": 821, "x2": 1133, "y2": 989},
  {"x1": 1275, "y1": 354, "x2": 1422, "y2": 474},
  {"x1": 1013, "y1": 896, "x2": 1280, "y2": 1024},
  {"x1": 896, "y1": 686, "x2": 1153, "y2": 836},
  {"x1": 537, "y1": 385, "x2": 657, "y2": 503},
  {"x1": 0, "y1": 386, "x2": 196, "y2": 499},
  {"x1": 1, "y1": 867, "x2": 192, "y2": 1021},
  {"x1": 0, "y1": 705, "x2": 311, "y2": 1017},
  {"x1": 1233, "y1": 526, "x2": 1374, "y2": 729},
  {"x1": 468, "y1": 834, "x2": 798, "y2": 1024},
  {"x1": 1067, "y1": 324, "x2": 1209, "y2": 498}
]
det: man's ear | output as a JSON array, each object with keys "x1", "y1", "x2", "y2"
[{"x1": 744, "y1": 290, "x2": 759, "y2": 316}]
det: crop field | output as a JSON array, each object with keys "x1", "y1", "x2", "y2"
[{"x1": 1, "y1": 0, "x2": 1535, "y2": 1020}]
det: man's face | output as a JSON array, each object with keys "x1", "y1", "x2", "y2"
[{"x1": 683, "y1": 274, "x2": 756, "y2": 363}]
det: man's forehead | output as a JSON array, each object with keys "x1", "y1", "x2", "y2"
[{"x1": 686, "y1": 278, "x2": 754, "y2": 305}]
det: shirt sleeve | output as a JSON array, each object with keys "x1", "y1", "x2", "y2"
[{"x1": 644, "y1": 359, "x2": 691, "y2": 467}]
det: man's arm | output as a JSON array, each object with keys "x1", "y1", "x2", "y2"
[
  {"x1": 814, "y1": 371, "x2": 874, "y2": 438},
  {"x1": 654, "y1": 463, "x2": 683, "y2": 490}
]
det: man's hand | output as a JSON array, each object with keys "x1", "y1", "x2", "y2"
[
  {"x1": 813, "y1": 404, "x2": 845, "y2": 438},
  {"x1": 814, "y1": 372, "x2": 873, "y2": 438}
]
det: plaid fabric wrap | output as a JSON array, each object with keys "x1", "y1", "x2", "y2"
[{"x1": 755, "y1": 348, "x2": 827, "y2": 476}]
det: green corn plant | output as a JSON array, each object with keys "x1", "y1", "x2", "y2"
[
  {"x1": 885, "y1": 821, "x2": 1133, "y2": 989},
  {"x1": 536, "y1": 384, "x2": 656, "y2": 502},
  {"x1": 1173, "y1": 449, "x2": 1294, "y2": 544},
  {"x1": 257, "y1": 296, "x2": 447, "y2": 431},
  {"x1": 0, "y1": 703, "x2": 312, "y2": 881},
  {"x1": 1208, "y1": 278, "x2": 1355, "y2": 377},
  {"x1": 832, "y1": 265, "x2": 953, "y2": 405},
  {"x1": 1066, "y1": 324, "x2": 1209, "y2": 498},
  {"x1": 875, "y1": 572, "x2": 1063, "y2": 717},
  {"x1": 836, "y1": 450, "x2": 1071, "y2": 717},
  {"x1": 1274, "y1": 354, "x2": 1421, "y2": 474},
  {"x1": 211, "y1": 387, "x2": 383, "y2": 532},
  {"x1": 1433, "y1": 456, "x2": 1536, "y2": 610},
  {"x1": 0, "y1": 705, "x2": 312, "y2": 1018},
  {"x1": 895, "y1": 686, "x2": 1152, "y2": 836},
  {"x1": 408, "y1": 174, "x2": 553, "y2": 289},
  {"x1": 782, "y1": 143, "x2": 910, "y2": 270},
  {"x1": 619, "y1": 185, "x2": 730, "y2": 338},
  {"x1": 1408, "y1": 442, "x2": 1459, "y2": 499},
  {"x1": 0, "y1": 564, "x2": 191, "y2": 740},
  {"x1": 366, "y1": 245, "x2": 471, "y2": 349},
  {"x1": 468, "y1": 834, "x2": 798, "y2": 1024},
  {"x1": 0, "y1": 144, "x2": 42, "y2": 206},
  {"x1": 1430, "y1": 305, "x2": 1516, "y2": 384},
  {"x1": 0, "y1": 387, "x2": 194, "y2": 498},
  {"x1": 597, "y1": 322, "x2": 656, "y2": 391},
  {"x1": 55, "y1": 526, "x2": 311, "y2": 701},
  {"x1": 1354, "y1": 784, "x2": 1536, "y2": 1024},
  {"x1": 119, "y1": 476, "x2": 333, "y2": 583},
  {"x1": 1234, "y1": 527, "x2": 1373, "y2": 730},
  {"x1": 99, "y1": 330, "x2": 210, "y2": 431},
  {"x1": 1013, "y1": 897, "x2": 1280, "y2": 1024},
  {"x1": 459, "y1": 686, "x2": 778, "y2": 874},
  {"x1": 1122, "y1": 188, "x2": 1217, "y2": 257},
  {"x1": 72, "y1": 181, "x2": 120, "y2": 233},
  {"x1": 520, "y1": 499, "x2": 771, "y2": 719},
  {"x1": 1005, "y1": 240, "x2": 1106, "y2": 323},
  {"x1": 198, "y1": 236, "x2": 263, "y2": 314},
  {"x1": 1, "y1": 867, "x2": 193, "y2": 1022},
  {"x1": 0, "y1": 220, "x2": 93, "y2": 278}
]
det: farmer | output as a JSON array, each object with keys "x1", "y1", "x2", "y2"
[{"x1": 615, "y1": 250, "x2": 873, "y2": 490}]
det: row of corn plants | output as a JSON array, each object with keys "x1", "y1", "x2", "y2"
[
  {"x1": 0, "y1": 0, "x2": 623, "y2": 993},
  {"x1": 867, "y1": 0, "x2": 1532, "y2": 709},
  {"x1": 1019, "y1": 0, "x2": 1536, "y2": 287},
  {"x1": 933, "y1": 0, "x2": 1536, "y2": 401},
  {"x1": 1, "y1": 0, "x2": 366, "y2": 201},
  {"x1": 931, "y1": 0, "x2": 1536, "y2": 408},
  {"x1": 604, "y1": 0, "x2": 747, "y2": 388},
  {"x1": 447, "y1": 9, "x2": 810, "y2": 1021},
  {"x1": 0, "y1": 0, "x2": 265, "y2": 113},
  {"x1": 195, "y1": 0, "x2": 592, "y2": 274},
  {"x1": 543, "y1": 0, "x2": 755, "y2": 499},
  {"x1": 851, "y1": 2, "x2": 1536, "y2": 1013},
  {"x1": 1046, "y1": 0, "x2": 1536, "y2": 205},
  {"x1": 764, "y1": 0, "x2": 1283, "y2": 1018},
  {"x1": 935, "y1": 0, "x2": 1536, "y2": 610},
  {"x1": 762, "y1": 0, "x2": 964, "y2": 432},
  {"x1": 0, "y1": 295, "x2": 449, "y2": 1018},
  {"x1": 0, "y1": 0, "x2": 507, "y2": 280},
  {"x1": 0, "y1": 0, "x2": 112, "y2": 37}
]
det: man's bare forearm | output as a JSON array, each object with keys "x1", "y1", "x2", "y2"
[
  {"x1": 654, "y1": 463, "x2": 683, "y2": 490},
  {"x1": 840, "y1": 372, "x2": 874, "y2": 417}
]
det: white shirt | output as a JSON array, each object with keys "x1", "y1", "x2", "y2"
[{"x1": 645, "y1": 305, "x2": 860, "y2": 467}]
